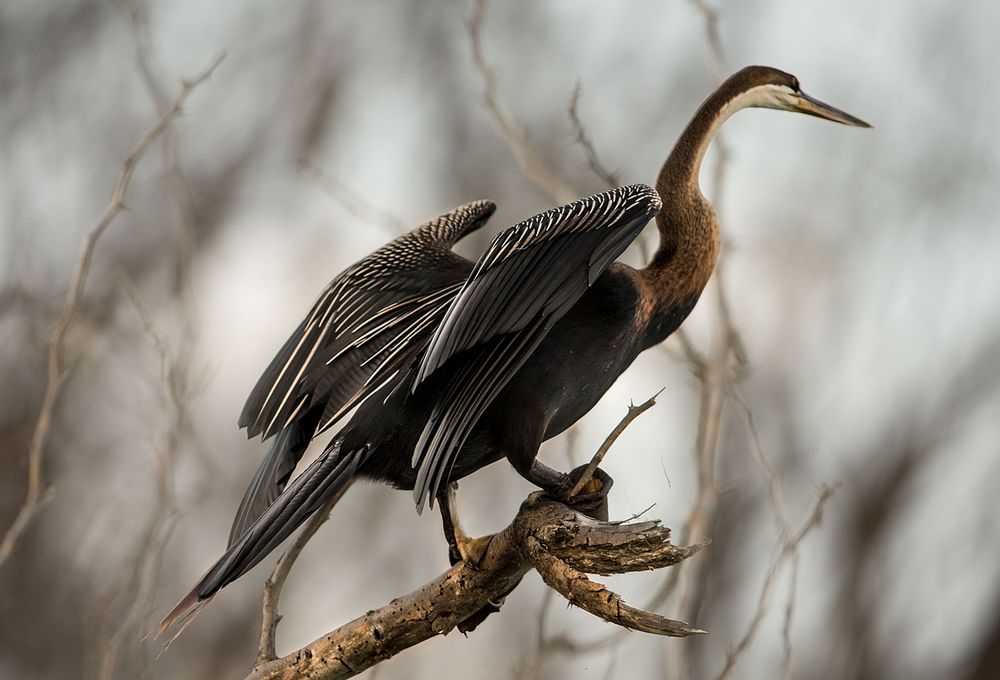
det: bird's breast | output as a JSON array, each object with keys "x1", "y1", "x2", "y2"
[{"x1": 494, "y1": 270, "x2": 644, "y2": 440}]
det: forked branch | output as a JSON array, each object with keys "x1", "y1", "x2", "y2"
[{"x1": 246, "y1": 496, "x2": 703, "y2": 680}]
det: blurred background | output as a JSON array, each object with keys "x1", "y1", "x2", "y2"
[{"x1": 2, "y1": 1, "x2": 998, "y2": 678}]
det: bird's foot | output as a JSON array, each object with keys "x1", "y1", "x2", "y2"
[
  {"x1": 453, "y1": 534, "x2": 494, "y2": 570},
  {"x1": 555, "y1": 464, "x2": 614, "y2": 522},
  {"x1": 452, "y1": 532, "x2": 515, "y2": 634},
  {"x1": 439, "y1": 483, "x2": 511, "y2": 633},
  {"x1": 440, "y1": 483, "x2": 476, "y2": 567}
]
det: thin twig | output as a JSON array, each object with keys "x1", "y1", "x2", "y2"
[
  {"x1": 466, "y1": 0, "x2": 576, "y2": 205},
  {"x1": 672, "y1": 328, "x2": 708, "y2": 371},
  {"x1": 690, "y1": 0, "x2": 725, "y2": 90},
  {"x1": 0, "y1": 51, "x2": 225, "y2": 567},
  {"x1": 668, "y1": 339, "x2": 726, "y2": 654},
  {"x1": 568, "y1": 389, "x2": 663, "y2": 498},
  {"x1": 714, "y1": 485, "x2": 838, "y2": 680},
  {"x1": 567, "y1": 83, "x2": 621, "y2": 188},
  {"x1": 521, "y1": 394, "x2": 668, "y2": 665},
  {"x1": 297, "y1": 158, "x2": 408, "y2": 235},
  {"x1": 127, "y1": 1, "x2": 202, "y2": 300},
  {"x1": 730, "y1": 384, "x2": 788, "y2": 536},
  {"x1": 257, "y1": 485, "x2": 350, "y2": 664},
  {"x1": 96, "y1": 280, "x2": 191, "y2": 680},
  {"x1": 564, "y1": 80, "x2": 661, "y2": 263},
  {"x1": 782, "y1": 551, "x2": 801, "y2": 680}
]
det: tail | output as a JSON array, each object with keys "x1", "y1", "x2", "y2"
[
  {"x1": 158, "y1": 441, "x2": 368, "y2": 640},
  {"x1": 228, "y1": 405, "x2": 323, "y2": 547}
]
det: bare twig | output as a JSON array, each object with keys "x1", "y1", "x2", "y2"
[
  {"x1": 0, "y1": 51, "x2": 224, "y2": 566},
  {"x1": 568, "y1": 389, "x2": 663, "y2": 498},
  {"x1": 672, "y1": 328, "x2": 708, "y2": 370},
  {"x1": 127, "y1": 2, "x2": 203, "y2": 299},
  {"x1": 714, "y1": 485, "x2": 837, "y2": 680},
  {"x1": 297, "y1": 158, "x2": 408, "y2": 235},
  {"x1": 526, "y1": 536, "x2": 704, "y2": 637},
  {"x1": 782, "y1": 551, "x2": 801, "y2": 680},
  {"x1": 567, "y1": 83, "x2": 621, "y2": 188},
  {"x1": 518, "y1": 393, "x2": 680, "y2": 673},
  {"x1": 96, "y1": 280, "x2": 192, "y2": 680},
  {"x1": 689, "y1": 0, "x2": 726, "y2": 94},
  {"x1": 257, "y1": 486, "x2": 351, "y2": 664},
  {"x1": 730, "y1": 385, "x2": 788, "y2": 535},
  {"x1": 668, "y1": 338, "x2": 726, "y2": 672},
  {"x1": 467, "y1": 0, "x2": 576, "y2": 205}
]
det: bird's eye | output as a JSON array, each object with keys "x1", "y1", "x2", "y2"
[{"x1": 790, "y1": 77, "x2": 801, "y2": 92}]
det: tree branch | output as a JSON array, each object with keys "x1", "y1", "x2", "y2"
[
  {"x1": 0, "y1": 51, "x2": 225, "y2": 567},
  {"x1": 257, "y1": 486, "x2": 351, "y2": 664},
  {"x1": 245, "y1": 496, "x2": 703, "y2": 680},
  {"x1": 527, "y1": 536, "x2": 704, "y2": 637}
]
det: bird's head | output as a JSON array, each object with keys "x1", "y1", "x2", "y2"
[{"x1": 729, "y1": 65, "x2": 871, "y2": 127}]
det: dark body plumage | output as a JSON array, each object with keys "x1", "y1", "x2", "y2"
[
  {"x1": 350, "y1": 261, "x2": 666, "y2": 491},
  {"x1": 161, "y1": 65, "x2": 870, "y2": 634}
]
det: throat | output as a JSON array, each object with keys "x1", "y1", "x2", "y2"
[{"x1": 637, "y1": 189, "x2": 720, "y2": 348}]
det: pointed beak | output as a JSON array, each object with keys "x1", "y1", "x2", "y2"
[{"x1": 792, "y1": 91, "x2": 872, "y2": 128}]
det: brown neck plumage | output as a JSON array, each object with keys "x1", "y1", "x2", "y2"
[{"x1": 637, "y1": 75, "x2": 762, "y2": 343}]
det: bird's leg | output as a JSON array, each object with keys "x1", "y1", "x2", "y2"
[
  {"x1": 438, "y1": 482, "x2": 495, "y2": 568},
  {"x1": 437, "y1": 483, "x2": 471, "y2": 566},
  {"x1": 521, "y1": 459, "x2": 569, "y2": 490},
  {"x1": 438, "y1": 482, "x2": 516, "y2": 634}
]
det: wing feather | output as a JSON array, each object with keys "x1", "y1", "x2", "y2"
[
  {"x1": 410, "y1": 184, "x2": 662, "y2": 509},
  {"x1": 231, "y1": 200, "x2": 495, "y2": 539},
  {"x1": 239, "y1": 200, "x2": 495, "y2": 441}
]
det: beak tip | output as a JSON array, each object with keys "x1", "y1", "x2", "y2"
[{"x1": 796, "y1": 92, "x2": 872, "y2": 130}]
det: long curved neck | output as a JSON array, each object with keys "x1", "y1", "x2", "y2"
[
  {"x1": 639, "y1": 79, "x2": 764, "y2": 345},
  {"x1": 657, "y1": 78, "x2": 764, "y2": 214}
]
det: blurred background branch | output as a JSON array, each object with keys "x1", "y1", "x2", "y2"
[
  {"x1": 467, "y1": 0, "x2": 576, "y2": 205},
  {"x1": 0, "y1": 52, "x2": 223, "y2": 567}
]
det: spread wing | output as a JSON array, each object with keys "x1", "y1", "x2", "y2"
[
  {"x1": 240, "y1": 200, "x2": 496, "y2": 439},
  {"x1": 409, "y1": 184, "x2": 662, "y2": 510},
  {"x1": 232, "y1": 200, "x2": 495, "y2": 539}
]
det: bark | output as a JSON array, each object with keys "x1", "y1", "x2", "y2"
[{"x1": 246, "y1": 493, "x2": 704, "y2": 680}]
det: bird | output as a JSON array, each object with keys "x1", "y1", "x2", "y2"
[{"x1": 159, "y1": 65, "x2": 869, "y2": 635}]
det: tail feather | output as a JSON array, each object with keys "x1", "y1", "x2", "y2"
[
  {"x1": 156, "y1": 592, "x2": 215, "y2": 648},
  {"x1": 158, "y1": 441, "x2": 367, "y2": 639}
]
